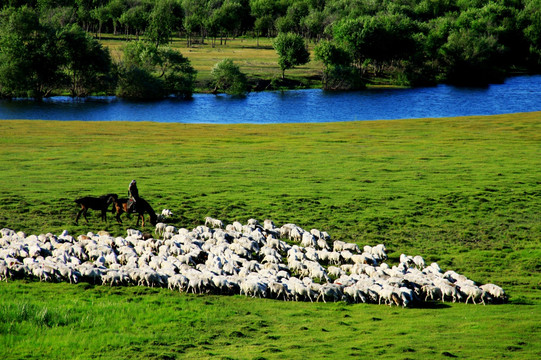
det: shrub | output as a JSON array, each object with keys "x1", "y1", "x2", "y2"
[{"x1": 211, "y1": 58, "x2": 250, "y2": 96}]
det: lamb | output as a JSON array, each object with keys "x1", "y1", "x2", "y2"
[
  {"x1": 240, "y1": 277, "x2": 268, "y2": 298},
  {"x1": 161, "y1": 209, "x2": 173, "y2": 218},
  {"x1": 126, "y1": 229, "x2": 142, "y2": 239},
  {"x1": 342, "y1": 242, "x2": 361, "y2": 253},
  {"x1": 461, "y1": 284, "x2": 487, "y2": 305},
  {"x1": 400, "y1": 254, "x2": 414, "y2": 267},
  {"x1": 371, "y1": 244, "x2": 387, "y2": 261},
  {"x1": 413, "y1": 255, "x2": 426, "y2": 269},
  {"x1": 378, "y1": 285, "x2": 401, "y2": 306},
  {"x1": 263, "y1": 219, "x2": 275, "y2": 230},
  {"x1": 333, "y1": 240, "x2": 346, "y2": 252},
  {"x1": 316, "y1": 283, "x2": 343, "y2": 303},
  {"x1": 154, "y1": 222, "x2": 167, "y2": 236},
  {"x1": 301, "y1": 232, "x2": 316, "y2": 248},
  {"x1": 289, "y1": 227, "x2": 303, "y2": 242},
  {"x1": 205, "y1": 217, "x2": 224, "y2": 229},
  {"x1": 480, "y1": 283, "x2": 506, "y2": 302},
  {"x1": 232, "y1": 221, "x2": 243, "y2": 232},
  {"x1": 327, "y1": 266, "x2": 343, "y2": 278},
  {"x1": 421, "y1": 284, "x2": 442, "y2": 302},
  {"x1": 247, "y1": 218, "x2": 259, "y2": 227}
]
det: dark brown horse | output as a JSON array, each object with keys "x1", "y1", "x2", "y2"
[
  {"x1": 75, "y1": 194, "x2": 118, "y2": 224},
  {"x1": 112, "y1": 197, "x2": 157, "y2": 227}
]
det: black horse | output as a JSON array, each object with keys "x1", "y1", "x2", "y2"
[
  {"x1": 75, "y1": 194, "x2": 118, "y2": 224},
  {"x1": 112, "y1": 197, "x2": 157, "y2": 227}
]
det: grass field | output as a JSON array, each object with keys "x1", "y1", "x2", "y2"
[
  {"x1": 0, "y1": 113, "x2": 540, "y2": 359},
  {"x1": 102, "y1": 35, "x2": 324, "y2": 89}
]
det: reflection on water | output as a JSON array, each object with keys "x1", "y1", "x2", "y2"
[{"x1": 0, "y1": 76, "x2": 540, "y2": 124}]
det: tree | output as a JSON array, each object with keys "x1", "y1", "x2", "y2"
[
  {"x1": 301, "y1": 10, "x2": 326, "y2": 42},
  {"x1": 211, "y1": 58, "x2": 249, "y2": 95},
  {"x1": 58, "y1": 24, "x2": 113, "y2": 97},
  {"x1": 117, "y1": 41, "x2": 196, "y2": 99},
  {"x1": 118, "y1": 3, "x2": 150, "y2": 39},
  {"x1": 250, "y1": 0, "x2": 279, "y2": 44},
  {"x1": 0, "y1": 5, "x2": 64, "y2": 99},
  {"x1": 182, "y1": 0, "x2": 207, "y2": 46},
  {"x1": 106, "y1": 0, "x2": 126, "y2": 35},
  {"x1": 116, "y1": 66, "x2": 164, "y2": 100},
  {"x1": 314, "y1": 39, "x2": 362, "y2": 90},
  {"x1": 523, "y1": 0, "x2": 541, "y2": 66},
  {"x1": 90, "y1": 5, "x2": 110, "y2": 39},
  {"x1": 437, "y1": 4, "x2": 519, "y2": 84},
  {"x1": 272, "y1": 32, "x2": 310, "y2": 79},
  {"x1": 314, "y1": 39, "x2": 351, "y2": 69},
  {"x1": 438, "y1": 28, "x2": 505, "y2": 84},
  {"x1": 146, "y1": 0, "x2": 182, "y2": 46},
  {"x1": 275, "y1": 0, "x2": 309, "y2": 34},
  {"x1": 333, "y1": 13, "x2": 417, "y2": 75},
  {"x1": 159, "y1": 47, "x2": 197, "y2": 98}
]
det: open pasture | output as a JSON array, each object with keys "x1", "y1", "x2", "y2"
[{"x1": 0, "y1": 113, "x2": 540, "y2": 358}]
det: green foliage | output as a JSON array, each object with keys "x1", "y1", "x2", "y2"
[
  {"x1": 0, "y1": 6, "x2": 64, "y2": 99},
  {"x1": 439, "y1": 27, "x2": 506, "y2": 84},
  {"x1": 1, "y1": 0, "x2": 541, "y2": 89},
  {"x1": 146, "y1": 0, "x2": 182, "y2": 46},
  {"x1": 115, "y1": 65, "x2": 164, "y2": 100},
  {"x1": 522, "y1": 0, "x2": 541, "y2": 66},
  {"x1": 211, "y1": 58, "x2": 250, "y2": 95},
  {"x1": 58, "y1": 24, "x2": 113, "y2": 97},
  {"x1": 272, "y1": 32, "x2": 310, "y2": 79},
  {"x1": 321, "y1": 64, "x2": 364, "y2": 90},
  {"x1": 314, "y1": 39, "x2": 351, "y2": 69},
  {"x1": 159, "y1": 47, "x2": 197, "y2": 98},
  {"x1": 333, "y1": 12, "x2": 418, "y2": 75},
  {"x1": 314, "y1": 40, "x2": 361, "y2": 90},
  {"x1": 117, "y1": 41, "x2": 196, "y2": 99}
]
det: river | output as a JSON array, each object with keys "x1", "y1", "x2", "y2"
[{"x1": 0, "y1": 75, "x2": 540, "y2": 123}]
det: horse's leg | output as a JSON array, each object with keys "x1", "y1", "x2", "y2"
[
  {"x1": 82, "y1": 208, "x2": 89, "y2": 223},
  {"x1": 115, "y1": 209, "x2": 123, "y2": 224},
  {"x1": 75, "y1": 208, "x2": 84, "y2": 224}
]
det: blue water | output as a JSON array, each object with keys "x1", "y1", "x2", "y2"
[{"x1": 0, "y1": 75, "x2": 540, "y2": 123}]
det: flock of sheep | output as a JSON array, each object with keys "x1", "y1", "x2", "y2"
[{"x1": 0, "y1": 215, "x2": 506, "y2": 306}]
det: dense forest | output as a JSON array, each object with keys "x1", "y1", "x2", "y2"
[{"x1": 0, "y1": 0, "x2": 540, "y2": 98}]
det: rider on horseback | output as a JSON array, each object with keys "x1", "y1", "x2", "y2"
[{"x1": 127, "y1": 179, "x2": 139, "y2": 213}]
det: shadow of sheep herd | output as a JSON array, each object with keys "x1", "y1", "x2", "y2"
[{"x1": 0, "y1": 216, "x2": 507, "y2": 307}]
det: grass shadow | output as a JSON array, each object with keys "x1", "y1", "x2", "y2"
[{"x1": 408, "y1": 302, "x2": 452, "y2": 309}]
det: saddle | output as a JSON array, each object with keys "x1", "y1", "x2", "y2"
[{"x1": 127, "y1": 198, "x2": 138, "y2": 213}]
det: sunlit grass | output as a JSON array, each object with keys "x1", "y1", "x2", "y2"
[{"x1": 0, "y1": 113, "x2": 540, "y2": 358}]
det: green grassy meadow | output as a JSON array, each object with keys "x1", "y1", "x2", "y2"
[{"x1": 0, "y1": 113, "x2": 540, "y2": 359}]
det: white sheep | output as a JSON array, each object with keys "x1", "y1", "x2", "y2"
[
  {"x1": 480, "y1": 283, "x2": 506, "y2": 302},
  {"x1": 161, "y1": 209, "x2": 173, "y2": 218},
  {"x1": 461, "y1": 284, "x2": 487, "y2": 305},
  {"x1": 205, "y1": 217, "x2": 224, "y2": 229},
  {"x1": 155, "y1": 222, "x2": 167, "y2": 237},
  {"x1": 263, "y1": 219, "x2": 275, "y2": 230},
  {"x1": 0, "y1": 222, "x2": 505, "y2": 308}
]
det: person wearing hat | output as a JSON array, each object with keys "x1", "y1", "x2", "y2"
[{"x1": 127, "y1": 180, "x2": 139, "y2": 213}]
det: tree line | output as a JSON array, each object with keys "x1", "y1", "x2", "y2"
[{"x1": 1, "y1": 0, "x2": 540, "y2": 99}]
